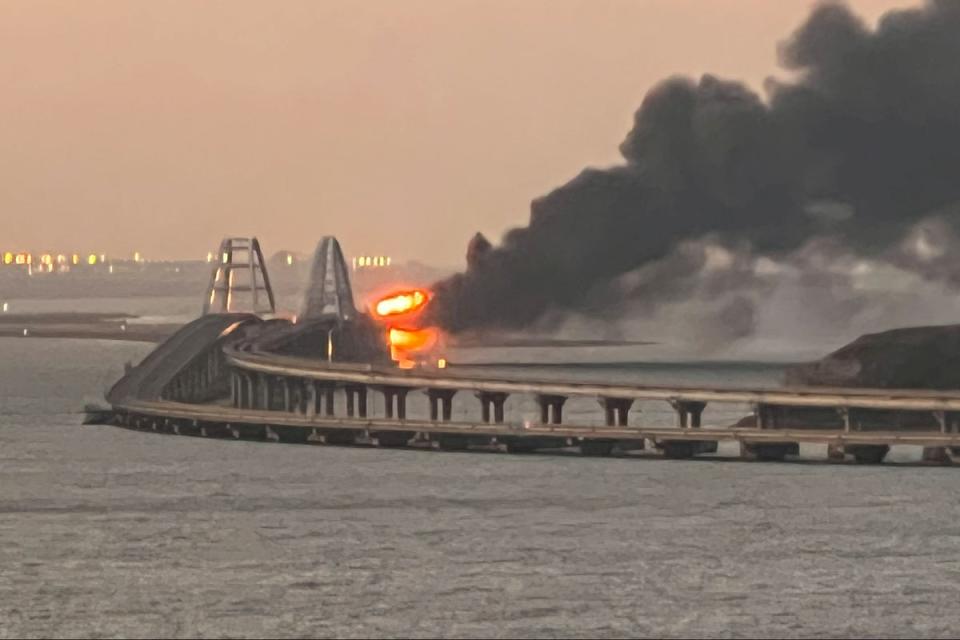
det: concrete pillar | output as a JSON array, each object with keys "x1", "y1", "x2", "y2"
[
  {"x1": 838, "y1": 408, "x2": 851, "y2": 432},
  {"x1": 599, "y1": 398, "x2": 633, "y2": 427},
  {"x1": 671, "y1": 401, "x2": 707, "y2": 428},
  {"x1": 537, "y1": 395, "x2": 566, "y2": 425},
  {"x1": 935, "y1": 410, "x2": 948, "y2": 434},
  {"x1": 309, "y1": 381, "x2": 320, "y2": 416},
  {"x1": 282, "y1": 378, "x2": 292, "y2": 412},
  {"x1": 357, "y1": 386, "x2": 367, "y2": 418},
  {"x1": 259, "y1": 374, "x2": 270, "y2": 411},
  {"x1": 379, "y1": 387, "x2": 409, "y2": 420},
  {"x1": 476, "y1": 392, "x2": 508, "y2": 424},
  {"x1": 427, "y1": 389, "x2": 457, "y2": 422},
  {"x1": 344, "y1": 385, "x2": 367, "y2": 419},
  {"x1": 324, "y1": 385, "x2": 335, "y2": 417},
  {"x1": 299, "y1": 380, "x2": 307, "y2": 415},
  {"x1": 383, "y1": 389, "x2": 395, "y2": 419}
]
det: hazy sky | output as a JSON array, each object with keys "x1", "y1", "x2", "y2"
[{"x1": 0, "y1": 0, "x2": 919, "y2": 265}]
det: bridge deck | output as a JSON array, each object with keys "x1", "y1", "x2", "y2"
[
  {"x1": 109, "y1": 399, "x2": 960, "y2": 448},
  {"x1": 225, "y1": 348, "x2": 960, "y2": 413}
]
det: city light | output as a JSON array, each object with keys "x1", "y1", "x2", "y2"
[
  {"x1": 2, "y1": 252, "x2": 12, "y2": 265},
  {"x1": 88, "y1": 254, "x2": 98, "y2": 265},
  {"x1": 352, "y1": 255, "x2": 393, "y2": 270}
]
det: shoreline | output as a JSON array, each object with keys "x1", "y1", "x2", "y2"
[{"x1": 0, "y1": 312, "x2": 176, "y2": 343}]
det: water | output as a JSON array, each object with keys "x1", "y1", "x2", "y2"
[{"x1": 3, "y1": 338, "x2": 960, "y2": 638}]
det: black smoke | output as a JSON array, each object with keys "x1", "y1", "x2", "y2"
[{"x1": 428, "y1": 0, "x2": 960, "y2": 334}]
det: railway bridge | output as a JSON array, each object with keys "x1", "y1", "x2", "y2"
[{"x1": 92, "y1": 236, "x2": 960, "y2": 465}]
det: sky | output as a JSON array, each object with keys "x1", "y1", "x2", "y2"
[{"x1": 0, "y1": 0, "x2": 920, "y2": 266}]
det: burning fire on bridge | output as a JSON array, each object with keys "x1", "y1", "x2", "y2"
[{"x1": 371, "y1": 287, "x2": 443, "y2": 368}]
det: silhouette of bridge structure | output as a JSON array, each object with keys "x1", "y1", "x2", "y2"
[{"x1": 92, "y1": 235, "x2": 960, "y2": 466}]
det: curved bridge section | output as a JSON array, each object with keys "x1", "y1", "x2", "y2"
[{"x1": 107, "y1": 313, "x2": 260, "y2": 404}]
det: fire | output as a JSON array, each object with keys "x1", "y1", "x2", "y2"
[
  {"x1": 388, "y1": 327, "x2": 438, "y2": 352},
  {"x1": 371, "y1": 287, "x2": 445, "y2": 368},
  {"x1": 374, "y1": 289, "x2": 429, "y2": 318}
]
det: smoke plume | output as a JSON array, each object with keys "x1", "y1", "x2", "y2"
[{"x1": 428, "y1": 0, "x2": 960, "y2": 336}]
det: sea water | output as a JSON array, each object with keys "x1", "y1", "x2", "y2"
[{"x1": 2, "y1": 336, "x2": 960, "y2": 638}]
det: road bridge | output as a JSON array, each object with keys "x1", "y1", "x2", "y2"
[{"x1": 91, "y1": 235, "x2": 960, "y2": 465}]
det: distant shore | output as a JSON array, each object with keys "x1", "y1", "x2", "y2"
[{"x1": 0, "y1": 312, "x2": 176, "y2": 343}]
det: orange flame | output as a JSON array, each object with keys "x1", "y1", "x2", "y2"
[
  {"x1": 374, "y1": 289, "x2": 429, "y2": 318},
  {"x1": 388, "y1": 327, "x2": 438, "y2": 352},
  {"x1": 373, "y1": 287, "x2": 444, "y2": 368}
]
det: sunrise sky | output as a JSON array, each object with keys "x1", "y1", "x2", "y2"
[{"x1": 0, "y1": 0, "x2": 920, "y2": 265}]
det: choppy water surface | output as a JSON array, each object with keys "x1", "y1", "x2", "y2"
[{"x1": 3, "y1": 338, "x2": 960, "y2": 638}]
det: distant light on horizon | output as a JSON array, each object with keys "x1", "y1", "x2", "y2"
[{"x1": 352, "y1": 255, "x2": 393, "y2": 270}]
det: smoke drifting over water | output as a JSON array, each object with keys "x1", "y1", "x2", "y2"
[{"x1": 429, "y1": 1, "x2": 960, "y2": 345}]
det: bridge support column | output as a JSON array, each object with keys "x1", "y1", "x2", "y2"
[
  {"x1": 671, "y1": 401, "x2": 707, "y2": 428},
  {"x1": 296, "y1": 379, "x2": 309, "y2": 414},
  {"x1": 537, "y1": 395, "x2": 566, "y2": 425},
  {"x1": 426, "y1": 389, "x2": 457, "y2": 422},
  {"x1": 230, "y1": 372, "x2": 238, "y2": 408},
  {"x1": 281, "y1": 378, "x2": 292, "y2": 412},
  {"x1": 248, "y1": 375, "x2": 257, "y2": 409},
  {"x1": 345, "y1": 385, "x2": 367, "y2": 419},
  {"x1": 477, "y1": 392, "x2": 508, "y2": 424},
  {"x1": 257, "y1": 374, "x2": 269, "y2": 411},
  {"x1": 838, "y1": 407, "x2": 852, "y2": 432},
  {"x1": 599, "y1": 398, "x2": 633, "y2": 426},
  {"x1": 312, "y1": 382, "x2": 335, "y2": 417},
  {"x1": 379, "y1": 386, "x2": 409, "y2": 420},
  {"x1": 238, "y1": 372, "x2": 247, "y2": 409},
  {"x1": 753, "y1": 404, "x2": 780, "y2": 429}
]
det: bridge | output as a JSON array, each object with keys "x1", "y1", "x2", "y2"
[{"x1": 92, "y1": 236, "x2": 960, "y2": 465}]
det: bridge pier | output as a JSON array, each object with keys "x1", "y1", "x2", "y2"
[
  {"x1": 671, "y1": 400, "x2": 706, "y2": 428},
  {"x1": 345, "y1": 384, "x2": 368, "y2": 418},
  {"x1": 753, "y1": 403, "x2": 782, "y2": 429},
  {"x1": 426, "y1": 389, "x2": 457, "y2": 421},
  {"x1": 254, "y1": 373, "x2": 268, "y2": 410},
  {"x1": 740, "y1": 404, "x2": 799, "y2": 460},
  {"x1": 312, "y1": 381, "x2": 336, "y2": 417},
  {"x1": 297, "y1": 379, "x2": 311, "y2": 414},
  {"x1": 656, "y1": 401, "x2": 716, "y2": 458},
  {"x1": 281, "y1": 377, "x2": 292, "y2": 412},
  {"x1": 230, "y1": 372, "x2": 239, "y2": 408},
  {"x1": 599, "y1": 397, "x2": 633, "y2": 426},
  {"x1": 378, "y1": 386, "x2": 409, "y2": 420},
  {"x1": 477, "y1": 392, "x2": 508, "y2": 424},
  {"x1": 537, "y1": 395, "x2": 566, "y2": 425}
]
